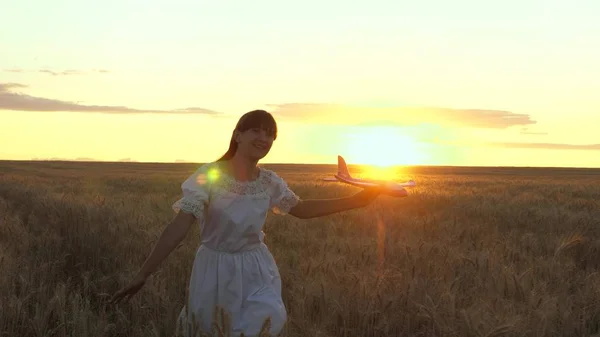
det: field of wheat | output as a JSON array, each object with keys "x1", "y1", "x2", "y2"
[{"x1": 1, "y1": 160, "x2": 600, "y2": 337}]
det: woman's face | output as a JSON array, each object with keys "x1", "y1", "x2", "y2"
[{"x1": 235, "y1": 127, "x2": 275, "y2": 160}]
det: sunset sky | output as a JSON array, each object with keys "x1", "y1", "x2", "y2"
[{"x1": 2, "y1": 0, "x2": 599, "y2": 167}]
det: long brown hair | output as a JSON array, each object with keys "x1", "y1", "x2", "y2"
[{"x1": 216, "y1": 110, "x2": 278, "y2": 162}]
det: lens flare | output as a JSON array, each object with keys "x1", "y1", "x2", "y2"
[
  {"x1": 377, "y1": 215, "x2": 386, "y2": 277},
  {"x1": 207, "y1": 168, "x2": 220, "y2": 182},
  {"x1": 195, "y1": 168, "x2": 221, "y2": 186}
]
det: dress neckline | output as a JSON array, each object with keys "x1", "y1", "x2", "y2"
[{"x1": 214, "y1": 161, "x2": 264, "y2": 185}]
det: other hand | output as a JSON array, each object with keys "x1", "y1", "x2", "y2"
[{"x1": 110, "y1": 273, "x2": 147, "y2": 304}]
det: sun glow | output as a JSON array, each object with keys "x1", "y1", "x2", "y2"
[{"x1": 345, "y1": 127, "x2": 424, "y2": 168}]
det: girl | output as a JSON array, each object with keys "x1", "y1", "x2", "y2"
[{"x1": 110, "y1": 110, "x2": 382, "y2": 336}]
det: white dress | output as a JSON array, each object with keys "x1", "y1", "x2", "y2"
[{"x1": 171, "y1": 161, "x2": 300, "y2": 337}]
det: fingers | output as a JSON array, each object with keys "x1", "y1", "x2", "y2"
[
  {"x1": 111, "y1": 293, "x2": 130, "y2": 305},
  {"x1": 109, "y1": 278, "x2": 145, "y2": 305},
  {"x1": 110, "y1": 288, "x2": 130, "y2": 305},
  {"x1": 109, "y1": 290, "x2": 125, "y2": 304},
  {"x1": 110, "y1": 284, "x2": 141, "y2": 305}
]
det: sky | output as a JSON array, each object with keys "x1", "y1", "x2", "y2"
[{"x1": 1, "y1": 0, "x2": 599, "y2": 167}]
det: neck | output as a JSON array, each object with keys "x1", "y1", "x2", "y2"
[{"x1": 227, "y1": 152, "x2": 259, "y2": 181}]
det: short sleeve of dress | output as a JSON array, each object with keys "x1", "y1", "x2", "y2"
[
  {"x1": 172, "y1": 164, "x2": 211, "y2": 221},
  {"x1": 269, "y1": 172, "x2": 300, "y2": 215}
]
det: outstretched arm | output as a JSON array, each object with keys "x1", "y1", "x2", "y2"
[
  {"x1": 135, "y1": 212, "x2": 195, "y2": 278},
  {"x1": 110, "y1": 211, "x2": 195, "y2": 304},
  {"x1": 288, "y1": 188, "x2": 380, "y2": 219}
]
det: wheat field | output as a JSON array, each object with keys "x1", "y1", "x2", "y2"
[{"x1": 1, "y1": 160, "x2": 600, "y2": 337}]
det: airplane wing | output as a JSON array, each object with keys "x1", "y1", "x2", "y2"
[
  {"x1": 397, "y1": 180, "x2": 417, "y2": 188},
  {"x1": 322, "y1": 175, "x2": 382, "y2": 187},
  {"x1": 335, "y1": 175, "x2": 381, "y2": 188},
  {"x1": 337, "y1": 175, "x2": 416, "y2": 188},
  {"x1": 321, "y1": 155, "x2": 415, "y2": 197},
  {"x1": 336, "y1": 175, "x2": 408, "y2": 197}
]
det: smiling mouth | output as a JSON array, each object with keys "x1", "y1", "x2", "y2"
[{"x1": 253, "y1": 143, "x2": 268, "y2": 150}]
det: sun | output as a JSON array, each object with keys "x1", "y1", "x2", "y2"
[{"x1": 344, "y1": 127, "x2": 424, "y2": 169}]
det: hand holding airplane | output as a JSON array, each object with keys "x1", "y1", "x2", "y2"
[{"x1": 323, "y1": 155, "x2": 416, "y2": 197}]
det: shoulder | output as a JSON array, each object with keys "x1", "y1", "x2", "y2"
[
  {"x1": 259, "y1": 167, "x2": 285, "y2": 187},
  {"x1": 259, "y1": 167, "x2": 296, "y2": 196},
  {"x1": 190, "y1": 162, "x2": 220, "y2": 179},
  {"x1": 181, "y1": 162, "x2": 219, "y2": 190},
  {"x1": 259, "y1": 168, "x2": 300, "y2": 213},
  {"x1": 184, "y1": 162, "x2": 215, "y2": 177}
]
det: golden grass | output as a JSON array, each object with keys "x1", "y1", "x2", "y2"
[{"x1": 1, "y1": 160, "x2": 600, "y2": 336}]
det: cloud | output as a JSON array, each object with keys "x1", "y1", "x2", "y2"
[
  {"x1": 2, "y1": 83, "x2": 27, "y2": 89},
  {"x1": 174, "y1": 107, "x2": 222, "y2": 115},
  {"x1": 30, "y1": 157, "x2": 96, "y2": 162},
  {"x1": 31, "y1": 157, "x2": 70, "y2": 161},
  {"x1": 267, "y1": 103, "x2": 536, "y2": 129},
  {"x1": 39, "y1": 69, "x2": 82, "y2": 76},
  {"x1": 520, "y1": 127, "x2": 548, "y2": 135},
  {"x1": 0, "y1": 83, "x2": 222, "y2": 115},
  {"x1": 489, "y1": 142, "x2": 600, "y2": 150},
  {"x1": 3, "y1": 68, "x2": 110, "y2": 75}
]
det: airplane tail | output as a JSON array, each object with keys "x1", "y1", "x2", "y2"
[{"x1": 337, "y1": 155, "x2": 352, "y2": 178}]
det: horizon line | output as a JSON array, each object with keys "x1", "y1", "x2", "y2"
[{"x1": 2, "y1": 159, "x2": 600, "y2": 170}]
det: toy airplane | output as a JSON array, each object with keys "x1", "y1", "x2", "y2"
[{"x1": 323, "y1": 155, "x2": 416, "y2": 197}]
